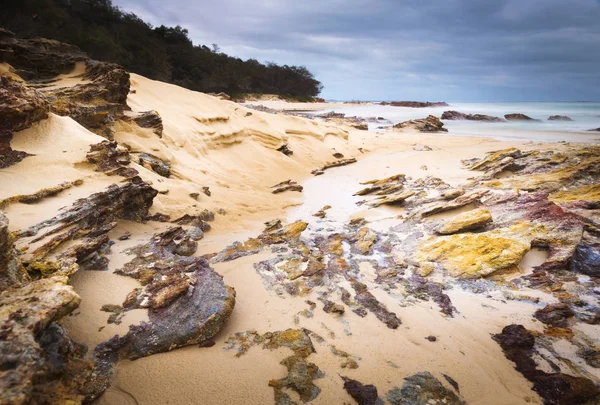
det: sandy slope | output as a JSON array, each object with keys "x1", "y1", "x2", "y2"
[{"x1": 3, "y1": 68, "x2": 594, "y2": 405}]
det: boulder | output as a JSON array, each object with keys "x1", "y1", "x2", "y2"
[
  {"x1": 504, "y1": 113, "x2": 540, "y2": 122},
  {"x1": 436, "y1": 208, "x2": 493, "y2": 235},
  {"x1": 548, "y1": 115, "x2": 573, "y2": 121},
  {"x1": 441, "y1": 110, "x2": 504, "y2": 122},
  {"x1": 392, "y1": 115, "x2": 448, "y2": 133}
]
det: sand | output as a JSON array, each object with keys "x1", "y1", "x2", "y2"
[{"x1": 2, "y1": 67, "x2": 598, "y2": 405}]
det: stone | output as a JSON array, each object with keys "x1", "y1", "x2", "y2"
[
  {"x1": 341, "y1": 376, "x2": 382, "y2": 405},
  {"x1": 277, "y1": 144, "x2": 293, "y2": 156},
  {"x1": 138, "y1": 153, "x2": 171, "y2": 177},
  {"x1": 386, "y1": 372, "x2": 465, "y2": 405},
  {"x1": 534, "y1": 303, "x2": 574, "y2": 327},
  {"x1": 441, "y1": 110, "x2": 504, "y2": 122},
  {"x1": 0, "y1": 211, "x2": 28, "y2": 290},
  {"x1": 350, "y1": 279, "x2": 401, "y2": 329},
  {"x1": 416, "y1": 226, "x2": 531, "y2": 278},
  {"x1": 312, "y1": 158, "x2": 357, "y2": 175},
  {"x1": 504, "y1": 113, "x2": 540, "y2": 121},
  {"x1": 570, "y1": 228, "x2": 600, "y2": 277},
  {"x1": 87, "y1": 140, "x2": 138, "y2": 177},
  {"x1": 271, "y1": 179, "x2": 303, "y2": 194},
  {"x1": 392, "y1": 115, "x2": 448, "y2": 133},
  {"x1": 493, "y1": 324, "x2": 599, "y2": 405},
  {"x1": 202, "y1": 186, "x2": 211, "y2": 196},
  {"x1": 133, "y1": 110, "x2": 163, "y2": 137},
  {"x1": 436, "y1": 208, "x2": 493, "y2": 235},
  {"x1": 548, "y1": 115, "x2": 573, "y2": 121}
]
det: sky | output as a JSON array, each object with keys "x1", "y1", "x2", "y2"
[{"x1": 112, "y1": 0, "x2": 600, "y2": 102}]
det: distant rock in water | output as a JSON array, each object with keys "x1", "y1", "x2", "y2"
[
  {"x1": 380, "y1": 101, "x2": 448, "y2": 108},
  {"x1": 441, "y1": 110, "x2": 504, "y2": 122},
  {"x1": 548, "y1": 115, "x2": 573, "y2": 121},
  {"x1": 504, "y1": 113, "x2": 541, "y2": 122},
  {"x1": 392, "y1": 115, "x2": 447, "y2": 133},
  {"x1": 587, "y1": 127, "x2": 600, "y2": 132}
]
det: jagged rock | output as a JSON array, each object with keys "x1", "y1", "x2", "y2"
[
  {"x1": 0, "y1": 276, "x2": 109, "y2": 404},
  {"x1": 264, "y1": 219, "x2": 283, "y2": 233},
  {"x1": 407, "y1": 275, "x2": 455, "y2": 316},
  {"x1": 436, "y1": 208, "x2": 493, "y2": 235},
  {"x1": 322, "y1": 300, "x2": 345, "y2": 314},
  {"x1": 271, "y1": 179, "x2": 303, "y2": 194},
  {"x1": 0, "y1": 31, "x2": 87, "y2": 79},
  {"x1": 341, "y1": 376, "x2": 382, "y2": 405},
  {"x1": 441, "y1": 110, "x2": 504, "y2": 122},
  {"x1": 386, "y1": 372, "x2": 465, "y2": 405},
  {"x1": 0, "y1": 212, "x2": 28, "y2": 289},
  {"x1": 392, "y1": 115, "x2": 447, "y2": 133},
  {"x1": 87, "y1": 140, "x2": 138, "y2": 177},
  {"x1": 312, "y1": 205, "x2": 331, "y2": 218},
  {"x1": 570, "y1": 227, "x2": 600, "y2": 277},
  {"x1": 493, "y1": 324, "x2": 599, "y2": 405},
  {"x1": 419, "y1": 189, "x2": 489, "y2": 217},
  {"x1": 277, "y1": 144, "x2": 294, "y2": 156},
  {"x1": 380, "y1": 101, "x2": 448, "y2": 108},
  {"x1": 548, "y1": 115, "x2": 573, "y2": 121},
  {"x1": 133, "y1": 110, "x2": 163, "y2": 137},
  {"x1": 355, "y1": 174, "x2": 406, "y2": 196},
  {"x1": 138, "y1": 152, "x2": 171, "y2": 177},
  {"x1": 534, "y1": 303, "x2": 574, "y2": 327},
  {"x1": 504, "y1": 113, "x2": 540, "y2": 121},
  {"x1": 312, "y1": 158, "x2": 357, "y2": 175},
  {"x1": 0, "y1": 74, "x2": 50, "y2": 168}
]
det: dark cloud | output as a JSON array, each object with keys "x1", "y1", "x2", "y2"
[{"x1": 112, "y1": 0, "x2": 600, "y2": 101}]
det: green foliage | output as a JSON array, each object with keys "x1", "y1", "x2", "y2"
[{"x1": 0, "y1": 0, "x2": 322, "y2": 98}]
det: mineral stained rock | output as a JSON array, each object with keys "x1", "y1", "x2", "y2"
[
  {"x1": 441, "y1": 110, "x2": 504, "y2": 122},
  {"x1": 87, "y1": 140, "x2": 138, "y2": 178},
  {"x1": 271, "y1": 179, "x2": 303, "y2": 194},
  {"x1": 132, "y1": 110, "x2": 163, "y2": 137},
  {"x1": 138, "y1": 152, "x2": 171, "y2": 177},
  {"x1": 0, "y1": 211, "x2": 28, "y2": 289},
  {"x1": 436, "y1": 208, "x2": 493, "y2": 235},
  {"x1": 493, "y1": 324, "x2": 599, "y2": 405},
  {"x1": 392, "y1": 115, "x2": 448, "y2": 133},
  {"x1": 386, "y1": 372, "x2": 465, "y2": 405},
  {"x1": 534, "y1": 303, "x2": 574, "y2": 327}
]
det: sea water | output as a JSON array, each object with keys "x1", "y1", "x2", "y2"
[{"x1": 314, "y1": 102, "x2": 600, "y2": 142}]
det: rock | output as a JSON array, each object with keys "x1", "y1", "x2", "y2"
[
  {"x1": 133, "y1": 110, "x2": 163, "y2": 137},
  {"x1": 0, "y1": 276, "x2": 109, "y2": 404},
  {"x1": 381, "y1": 101, "x2": 448, "y2": 108},
  {"x1": 436, "y1": 208, "x2": 493, "y2": 235},
  {"x1": 173, "y1": 235, "x2": 198, "y2": 256},
  {"x1": 419, "y1": 189, "x2": 489, "y2": 217},
  {"x1": 504, "y1": 113, "x2": 540, "y2": 121},
  {"x1": 534, "y1": 303, "x2": 574, "y2": 327},
  {"x1": 322, "y1": 300, "x2": 345, "y2": 314},
  {"x1": 416, "y1": 226, "x2": 531, "y2": 279},
  {"x1": 493, "y1": 324, "x2": 599, "y2": 405},
  {"x1": 441, "y1": 110, "x2": 504, "y2": 122},
  {"x1": 352, "y1": 227, "x2": 378, "y2": 255},
  {"x1": 0, "y1": 212, "x2": 28, "y2": 289},
  {"x1": 386, "y1": 372, "x2": 465, "y2": 405},
  {"x1": 350, "y1": 279, "x2": 401, "y2": 329},
  {"x1": 352, "y1": 123, "x2": 368, "y2": 130},
  {"x1": 208, "y1": 92, "x2": 230, "y2": 100},
  {"x1": 118, "y1": 231, "x2": 131, "y2": 241},
  {"x1": 87, "y1": 140, "x2": 138, "y2": 177},
  {"x1": 392, "y1": 115, "x2": 448, "y2": 133},
  {"x1": 271, "y1": 179, "x2": 303, "y2": 194},
  {"x1": 264, "y1": 219, "x2": 283, "y2": 233},
  {"x1": 333, "y1": 152, "x2": 344, "y2": 158},
  {"x1": 277, "y1": 144, "x2": 293, "y2": 156},
  {"x1": 415, "y1": 262, "x2": 434, "y2": 277},
  {"x1": 588, "y1": 127, "x2": 600, "y2": 132},
  {"x1": 202, "y1": 186, "x2": 211, "y2": 196},
  {"x1": 570, "y1": 228, "x2": 600, "y2": 277},
  {"x1": 138, "y1": 153, "x2": 171, "y2": 177},
  {"x1": 312, "y1": 158, "x2": 357, "y2": 175},
  {"x1": 341, "y1": 376, "x2": 382, "y2": 405},
  {"x1": 313, "y1": 205, "x2": 331, "y2": 218},
  {"x1": 548, "y1": 115, "x2": 573, "y2": 121}
]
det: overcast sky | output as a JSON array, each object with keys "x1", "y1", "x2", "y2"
[{"x1": 112, "y1": 0, "x2": 600, "y2": 102}]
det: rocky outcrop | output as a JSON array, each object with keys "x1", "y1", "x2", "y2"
[
  {"x1": 436, "y1": 208, "x2": 493, "y2": 235},
  {"x1": 493, "y1": 324, "x2": 599, "y2": 405},
  {"x1": 137, "y1": 152, "x2": 171, "y2": 177},
  {"x1": 0, "y1": 276, "x2": 109, "y2": 404},
  {"x1": 132, "y1": 110, "x2": 163, "y2": 137},
  {"x1": 588, "y1": 128, "x2": 600, "y2": 132},
  {"x1": 441, "y1": 110, "x2": 504, "y2": 122},
  {"x1": 271, "y1": 179, "x2": 303, "y2": 194},
  {"x1": 0, "y1": 74, "x2": 50, "y2": 168},
  {"x1": 87, "y1": 140, "x2": 139, "y2": 178},
  {"x1": 0, "y1": 212, "x2": 27, "y2": 290},
  {"x1": 534, "y1": 303, "x2": 574, "y2": 327},
  {"x1": 341, "y1": 376, "x2": 381, "y2": 405},
  {"x1": 548, "y1": 115, "x2": 573, "y2": 121},
  {"x1": 381, "y1": 101, "x2": 448, "y2": 108},
  {"x1": 504, "y1": 113, "x2": 540, "y2": 122},
  {"x1": 392, "y1": 115, "x2": 447, "y2": 133},
  {"x1": 312, "y1": 158, "x2": 357, "y2": 175}
]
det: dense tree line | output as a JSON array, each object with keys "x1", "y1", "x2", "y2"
[{"x1": 0, "y1": 0, "x2": 323, "y2": 99}]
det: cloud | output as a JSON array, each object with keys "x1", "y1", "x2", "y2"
[{"x1": 112, "y1": 0, "x2": 600, "y2": 101}]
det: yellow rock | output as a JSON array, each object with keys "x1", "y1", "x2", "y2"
[
  {"x1": 416, "y1": 224, "x2": 535, "y2": 278},
  {"x1": 415, "y1": 262, "x2": 435, "y2": 277},
  {"x1": 550, "y1": 183, "x2": 600, "y2": 203},
  {"x1": 355, "y1": 227, "x2": 377, "y2": 255},
  {"x1": 437, "y1": 208, "x2": 493, "y2": 235}
]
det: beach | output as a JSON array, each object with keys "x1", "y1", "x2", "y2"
[{"x1": 2, "y1": 43, "x2": 600, "y2": 405}]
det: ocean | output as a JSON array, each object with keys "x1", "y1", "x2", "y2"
[{"x1": 313, "y1": 102, "x2": 600, "y2": 142}]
